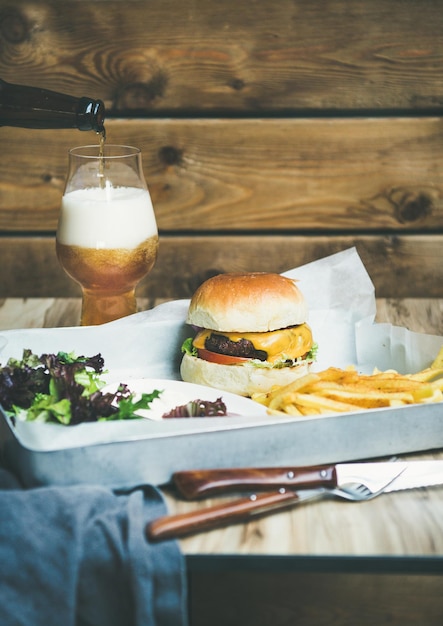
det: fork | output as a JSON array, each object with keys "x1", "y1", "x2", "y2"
[
  {"x1": 146, "y1": 478, "x2": 397, "y2": 542},
  {"x1": 330, "y1": 481, "x2": 389, "y2": 501}
]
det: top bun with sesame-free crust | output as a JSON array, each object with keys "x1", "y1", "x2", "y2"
[{"x1": 187, "y1": 272, "x2": 308, "y2": 332}]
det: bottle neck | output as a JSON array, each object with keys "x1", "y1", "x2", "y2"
[
  {"x1": 0, "y1": 79, "x2": 105, "y2": 132},
  {"x1": 75, "y1": 97, "x2": 105, "y2": 132}
]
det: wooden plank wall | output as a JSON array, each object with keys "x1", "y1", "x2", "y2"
[{"x1": 1, "y1": 0, "x2": 443, "y2": 299}]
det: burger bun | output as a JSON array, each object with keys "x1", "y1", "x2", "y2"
[
  {"x1": 187, "y1": 272, "x2": 308, "y2": 332},
  {"x1": 180, "y1": 352, "x2": 311, "y2": 397}
]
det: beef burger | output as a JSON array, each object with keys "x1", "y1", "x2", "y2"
[{"x1": 180, "y1": 272, "x2": 316, "y2": 396}]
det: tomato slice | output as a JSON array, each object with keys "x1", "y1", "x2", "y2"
[{"x1": 197, "y1": 348, "x2": 251, "y2": 365}]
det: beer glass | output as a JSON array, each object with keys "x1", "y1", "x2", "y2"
[{"x1": 56, "y1": 144, "x2": 158, "y2": 325}]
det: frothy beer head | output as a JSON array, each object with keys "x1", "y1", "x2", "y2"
[
  {"x1": 57, "y1": 186, "x2": 157, "y2": 248},
  {"x1": 57, "y1": 185, "x2": 158, "y2": 295}
]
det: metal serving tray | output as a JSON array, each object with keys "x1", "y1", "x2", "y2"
[{"x1": 1, "y1": 400, "x2": 443, "y2": 488}]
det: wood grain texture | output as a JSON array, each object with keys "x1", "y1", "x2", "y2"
[
  {"x1": 1, "y1": 234, "x2": 443, "y2": 298},
  {"x1": 0, "y1": 298, "x2": 82, "y2": 329},
  {"x1": 377, "y1": 298, "x2": 443, "y2": 336},
  {"x1": 0, "y1": 0, "x2": 442, "y2": 112},
  {"x1": 1, "y1": 118, "x2": 443, "y2": 232}
]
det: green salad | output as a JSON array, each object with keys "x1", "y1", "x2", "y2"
[{"x1": 0, "y1": 349, "x2": 161, "y2": 426}]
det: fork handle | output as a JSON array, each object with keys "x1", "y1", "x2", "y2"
[{"x1": 146, "y1": 490, "x2": 304, "y2": 541}]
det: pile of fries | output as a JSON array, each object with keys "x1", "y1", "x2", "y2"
[{"x1": 252, "y1": 346, "x2": 443, "y2": 417}]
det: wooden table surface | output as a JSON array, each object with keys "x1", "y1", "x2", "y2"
[{"x1": 2, "y1": 297, "x2": 443, "y2": 625}]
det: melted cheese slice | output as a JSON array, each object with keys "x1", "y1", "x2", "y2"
[{"x1": 193, "y1": 324, "x2": 313, "y2": 363}]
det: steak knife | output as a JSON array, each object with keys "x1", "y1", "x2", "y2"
[{"x1": 172, "y1": 460, "x2": 443, "y2": 499}]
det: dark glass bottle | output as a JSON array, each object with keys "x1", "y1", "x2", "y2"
[{"x1": 0, "y1": 78, "x2": 105, "y2": 132}]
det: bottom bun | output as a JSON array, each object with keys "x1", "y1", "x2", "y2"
[{"x1": 180, "y1": 352, "x2": 311, "y2": 397}]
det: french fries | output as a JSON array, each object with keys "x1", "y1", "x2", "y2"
[
  {"x1": 431, "y1": 344, "x2": 443, "y2": 370},
  {"x1": 252, "y1": 364, "x2": 443, "y2": 417}
]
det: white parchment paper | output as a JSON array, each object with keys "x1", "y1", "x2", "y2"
[{"x1": 285, "y1": 247, "x2": 441, "y2": 373}]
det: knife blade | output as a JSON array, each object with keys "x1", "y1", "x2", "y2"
[{"x1": 172, "y1": 460, "x2": 443, "y2": 500}]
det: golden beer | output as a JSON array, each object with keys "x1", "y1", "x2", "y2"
[
  {"x1": 56, "y1": 145, "x2": 158, "y2": 325},
  {"x1": 56, "y1": 235, "x2": 158, "y2": 325}
]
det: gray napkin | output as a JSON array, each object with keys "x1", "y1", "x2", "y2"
[{"x1": 0, "y1": 469, "x2": 188, "y2": 626}]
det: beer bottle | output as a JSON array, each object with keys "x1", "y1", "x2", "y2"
[{"x1": 0, "y1": 78, "x2": 105, "y2": 132}]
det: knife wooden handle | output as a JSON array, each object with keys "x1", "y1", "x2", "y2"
[
  {"x1": 146, "y1": 490, "x2": 303, "y2": 541},
  {"x1": 173, "y1": 465, "x2": 336, "y2": 499}
]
